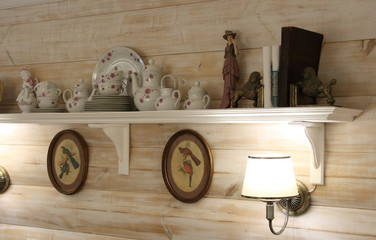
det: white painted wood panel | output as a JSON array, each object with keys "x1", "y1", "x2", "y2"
[
  {"x1": 1, "y1": 185, "x2": 376, "y2": 239},
  {"x1": 0, "y1": 0, "x2": 61, "y2": 10},
  {"x1": 0, "y1": 1, "x2": 376, "y2": 65},
  {"x1": 0, "y1": 0, "x2": 375, "y2": 239}
]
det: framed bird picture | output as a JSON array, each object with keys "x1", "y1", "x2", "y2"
[
  {"x1": 47, "y1": 130, "x2": 88, "y2": 195},
  {"x1": 162, "y1": 129, "x2": 213, "y2": 203}
]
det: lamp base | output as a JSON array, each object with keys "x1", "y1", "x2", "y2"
[{"x1": 276, "y1": 180, "x2": 310, "y2": 216}]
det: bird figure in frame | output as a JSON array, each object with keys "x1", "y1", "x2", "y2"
[
  {"x1": 59, "y1": 155, "x2": 70, "y2": 179},
  {"x1": 61, "y1": 146, "x2": 79, "y2": 169},
  {"x1": 182, "y1": 160, "x2": 193, "y2": 187},
  {"x1": 179, "y1": 147, "x2": 201, "y2": 166}
]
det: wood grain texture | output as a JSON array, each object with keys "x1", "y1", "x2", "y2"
[
  {"x1": 0, "y1": 0, "x2": 212, "y2": 26},
  {"x1": 0, "y1": 224, "x2": 137, "y2": 240},
  {"x1": 0, "y1": 0, "x2": 61, "y2": 10},
  {"x1": 0, "y1": 114, "x2": 375, "y2": 210},
  {"x1": 0, "y1": 39, "x2": 374, "y2": 111},
  {"x1": 0, "y1": 0, "x2": 375, "y2": 239},
  {"x1": 0, "y1": 0, "x2": 376, "y2": 65},
  {"x1": 1, "y1": 185, "x2": 376, "y2": 240}
]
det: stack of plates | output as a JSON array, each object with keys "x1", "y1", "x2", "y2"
[{"x1": 84, "y1": 95, "x2": 135, "y2": 112}]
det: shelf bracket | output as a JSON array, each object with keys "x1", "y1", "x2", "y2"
[
  {"x1": 290, "y1": 122, "x2": 325, "y2": 185},
  {"x1": 88, "y1": 123, "x2": 130, "y2": 175}
]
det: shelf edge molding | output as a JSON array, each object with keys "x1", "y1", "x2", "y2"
[{"x1": 0, "y1": 107, "x2": 363, "y2": 124}]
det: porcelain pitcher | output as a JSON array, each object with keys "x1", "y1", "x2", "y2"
[
  {"x1": 63, "y1": 79, "x2": 90, "y2": 112},
  {"x1": 131, "y1": 59, "x2": 176, "y2": 111},
  {"x1": 155, "y1": 75, "x2": 181, "y2": 110}
]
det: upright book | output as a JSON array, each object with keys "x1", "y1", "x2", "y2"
[{"x1": 278, "y1": 26, "x2": 324, "y2": 107}]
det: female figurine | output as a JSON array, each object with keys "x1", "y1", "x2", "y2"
[
  {"x1": 16, "y1": 69, "x2": 38, "y2": 113},
  {"x1": 220, "y1": 30, "x2": 239, "y2": 108},
  {"x1": 20, "y1": 69, "x2": 39, "y2": 90}
]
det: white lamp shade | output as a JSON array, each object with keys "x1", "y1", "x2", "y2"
[{"x1": 241, "y1": 154, "x2": 299, "y2": 200}]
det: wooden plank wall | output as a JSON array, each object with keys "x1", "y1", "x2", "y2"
[{"x1": 0, "y1": 0, "x2": 375, "y2": 239}]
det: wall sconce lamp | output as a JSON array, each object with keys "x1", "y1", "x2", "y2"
[
  {"x1": 0, "y1": 166, "x2": 10, "y2": 193},
  {"x1": 241, "y1": 154, "x2": 310, "y2": 235}
]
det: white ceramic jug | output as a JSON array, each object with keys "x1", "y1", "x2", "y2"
[
  {"x1": 155, "y1": 75, "x2": 181, "y2": 110},
  {"x1": 63, "y1": 79, "x2": 90, "y2": 112}
]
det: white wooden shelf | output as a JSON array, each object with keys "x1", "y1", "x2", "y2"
[
  {"x1": 0, "y1": 106, "x2": 362, "y2": 124},
  {"x1": 0, "y1": 107, "x2": 362, "y2": 181}
]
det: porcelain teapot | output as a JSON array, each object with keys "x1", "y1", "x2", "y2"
[
  {"x1": 183, "y1": 81, "x2": 211, "y2": 110},
  {"x1": 155, "y1": 75, "x2": 181, "y2": 110},
  {"x1": 132, "y1": 59, "x2": 176, "y2": 111},
  {"x1": 16, "y1": 88, "x2": 37, "y2": 113},
  {"x1": 63, "y1": 79, "x2": 90, "y2": 112}
]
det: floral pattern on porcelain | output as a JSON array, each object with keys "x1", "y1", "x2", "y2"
[
  {"x1": 37, "y1": 96, "x2": 59, "y2": 108},
  {"x1": 65, "y1": 96, "x2": 86, "y2": 112},
  {"x1": 63, "y1": 79, "x2": 90, "y2": 112},
  {"x1": 20, "y1": 69, "x2": 39, "y2": 90},
  {"x1": 17, "y1": 88, "x2": 37, "y2": 113},
  {"x1": 101, "y1": 50, "x2": 114, "y2": 63},
  {"x1": 131, "y1": 59, "x2": 165, "y2": 111},
  {"x1": 155, "y1": 88, "x2": 181, "y2": 110},
  {"x1": 183, "y1": 81, "x2": 211, "y2": 110}
]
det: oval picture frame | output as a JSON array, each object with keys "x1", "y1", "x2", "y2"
[
  {"x1": 162, "y1": 129, "x2": 213, "y2": 203},
  {"x1": 47, "y1": 130, "x2": 88, "y2": 195}
]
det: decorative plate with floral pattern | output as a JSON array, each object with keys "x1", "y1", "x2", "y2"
[{"x1": 92, "y1": 47, "x2": 144, "y2": 91}]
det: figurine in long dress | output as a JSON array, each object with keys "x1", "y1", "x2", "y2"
[{"x1": 220, "y1": 30, "x2": 240, "y2": 108}]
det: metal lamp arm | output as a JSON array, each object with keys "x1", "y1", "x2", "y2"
[{"x1": 266, "y1": 199, "x2": 291, "y2": 235}]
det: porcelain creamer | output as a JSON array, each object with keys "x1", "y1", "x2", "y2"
[
  {"x1": 155, "y1": 75, "x2": 181, "y2": 110},
  {"x1": 63, "y1": 79, "x2": 90, "y2": 112}
]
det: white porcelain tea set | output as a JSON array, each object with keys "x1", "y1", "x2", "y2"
[
  {"x1": 131, "y1": 59, "x2": 211, "y2": 111},
  {"x1": 17, "y1": 69, "x2": 64, "y2": 113},
  {"x1": 16, "y1": 48, "x2": 211, "y2": 113}
]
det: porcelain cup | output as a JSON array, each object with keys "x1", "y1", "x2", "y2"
[
  {"x1": 37, "y1": 95, "x2": 60, "y2": 108},
  {"x1": 37, "y1": 88, "x2": 61, "y2": 98},
  {"x1": 34, "y1": 81, "x2": 59, "y2": 97},
  {"x1": 97, "y1": 81, "x2": 123, "y2": 95}
]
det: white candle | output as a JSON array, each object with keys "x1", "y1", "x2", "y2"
[{"x1": 263, "y1": 46, "x2": 272, "y2": 108}]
